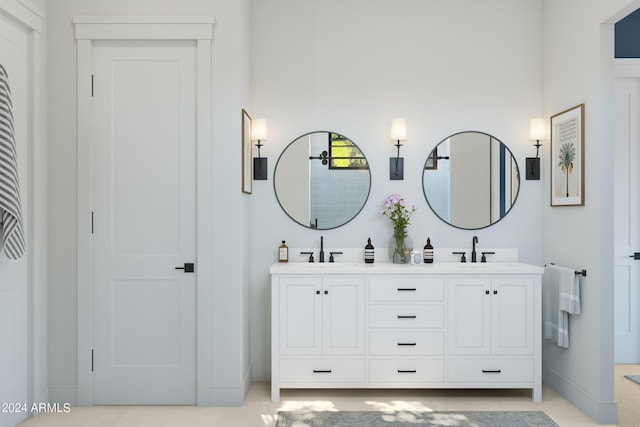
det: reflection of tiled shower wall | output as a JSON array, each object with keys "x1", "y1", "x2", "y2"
[{"x1": 309, "y1": 159, "x2": 369, "y2": 229}]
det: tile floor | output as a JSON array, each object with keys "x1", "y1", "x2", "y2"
[{"x1": 18, "y1": 382, "x2": 616, "y2": 427}]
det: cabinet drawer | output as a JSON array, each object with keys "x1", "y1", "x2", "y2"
[
  {"x1": 369, "y1": 331, "x2": 444, "y2": 355},
  {"x1": 280, "y1": 359, "x2": 365, "y2": 383},
  {"x1": 370, "y1": 359, "x2": 445, "y2": 383},
  {"x1": 448, "y1": 358, "x2": 534, "y2": 383},
  {"x1": 369, "y1": 277, "x2": 444, "y2": 301},
  {"x1": 369, "y1": 304, "x2": 444, "y2": 328}
]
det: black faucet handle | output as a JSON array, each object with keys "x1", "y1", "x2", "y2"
[
  {"x1": 329, "y1": 251, "x2": 343, "y2": 263},
  {"x1": 452, "y1": 251, "x2": 466, "y2": 263},
  {"x1": 300, "y1": 251, "x2": 314, "y2": 262},
  {"x1": 481, "y1": 251, "x2": 495, "y2": 263}
]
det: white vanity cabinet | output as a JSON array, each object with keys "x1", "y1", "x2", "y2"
[
  {"x1": 270, "y1": 262, "x2": 542, "y2": 403},
  {"x1": 273, "y1": 276, "x2": 366, "y2": 401},
  {"x1": 278, "y1": 276, "x2": 366, "y2": 355},
  {"x1": 448, "y1": 276, "x2": 534, "y2": 355},
  {"x1": 447, "y1": 276, "x2": 539, "y2": 402},
  {"x1": 367, "y1": 277, "x2": 446, "y2": 385}
]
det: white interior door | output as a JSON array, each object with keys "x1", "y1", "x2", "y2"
[
  {"x1": 91, "y1": 41, "x2": 197, "y2": 404},
  {"x1": 614, "y1": 77, "x2": 640, "y2": 363},
  {"x1": 0, "y1": 11, "x2": 29, "y2": 427}
]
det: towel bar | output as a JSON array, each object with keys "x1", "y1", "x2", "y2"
[{"x1": 546, "y1": 263, "x2": 587, "y2": 277}]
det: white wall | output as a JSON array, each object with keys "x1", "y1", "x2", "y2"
[
  {"x1": 249, "y1": 0, "x2": 545, "y2": 381},
  {"x1": 541, "y1": 0, "x2": 639, "y2": 423},
  {"x1": 47, "y1": 0, "x2": 251, "y2": 406}
]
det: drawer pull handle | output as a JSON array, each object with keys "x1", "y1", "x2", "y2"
[
  {"x1": 397, "y1": 342, "x2": 417, "y2": 346},
  {"x1": 312, "y1": 370, "x2": 332, "y2": 373},
  {"x1": 398, "y1": 370, "x2": 417, "y2": 373},
  {"x1": 397, "y1": 315, "x2": 417, "y2": 319},
  {"x1": 481, "y1": 369, "x2": 502, "y2": 374},
  {"x1": 397, "y1": 288, "x2": 417, "y2": 291}
]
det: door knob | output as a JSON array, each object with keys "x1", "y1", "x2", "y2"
[
  {"x1": 630, "y1": 253, "x2": 640, "y2": 260},
  {"x1": 175, "y1": 262, "x2": 195, "y2": 273}
]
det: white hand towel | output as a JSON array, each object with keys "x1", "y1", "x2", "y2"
[
  {"x1": 0, "y1": 64, "x2": 25, "y2": 259},
  {"x1": 559, "y1": 268, "x2": 581, "y2": 315},
  {"x1": 543, "y1": 264, "x2": 579, "y2": 348}
]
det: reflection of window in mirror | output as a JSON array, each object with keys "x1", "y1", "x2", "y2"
[
  {"x1": 425, "y1": 147, "x2": 452, "y2": 170},
  {"x1": 329, "y1": 133, "x2": 369, "y2": 170},
  {"x1": 425, "y1": 148, "x2": 438, "y2": 170}
]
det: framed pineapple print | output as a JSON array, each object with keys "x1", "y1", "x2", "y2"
[{"x1": 550, "y1": 104, "x2": 585, "y2": 206}]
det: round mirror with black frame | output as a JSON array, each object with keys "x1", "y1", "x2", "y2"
[
  {"x1": 422, "y1": 131, "x2": 520, "y2": 230},
  {"x1": 274, "y1": 131, "x2": 371, "y2": 230}
]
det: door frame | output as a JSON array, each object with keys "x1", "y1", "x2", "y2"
[
  {"x1": 74, "y1": 16, "x2": 214, "y2": 406},
  {"x1": 614, "y1": 58, "x2": 640, "y2": 363},
  {"x1": 0, "y1": 0, "x2": 47, "y2": 411},
  {"x1": 0, "y1": 0, "x2": 49, "y2": 414}
]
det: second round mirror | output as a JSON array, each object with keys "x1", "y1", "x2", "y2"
[{"x1": 422, "y1": 131, "x2": 520, "y2": 230}]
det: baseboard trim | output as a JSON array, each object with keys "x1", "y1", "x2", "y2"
[
  {"x1": 47, "y1": 385, "x2": 78, "y2": 407},
  {"x1": 543, "y1": 365, "x2": 617, "y2": 424},
  {"x1": 207, "y1": 365, "x2": 252, "y2": 406}
]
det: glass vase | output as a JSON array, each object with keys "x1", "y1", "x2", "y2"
[{"x1": 389, "y1": 234, "x2": 413, "y2": 264}]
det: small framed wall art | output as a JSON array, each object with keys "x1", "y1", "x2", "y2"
[
  {"x1": 550, "y1": 103, "x2": 585, "y2": 206},
  {"x1": 241, "y1": 109, "x2": 252, "y2": 194}
]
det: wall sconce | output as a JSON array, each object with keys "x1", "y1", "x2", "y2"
[
  {"x1": 252, "y1": 118, "x2": 268, "y2": 180},
  {"x1": 390, "y1": 118, "x2": 406, "y2": 180},
  {"x1": 526, "y1": 118, "x2": 545, "y2": 180}
]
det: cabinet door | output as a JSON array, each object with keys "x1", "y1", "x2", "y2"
[
  {"x1": 448, "y1": 277, "x2": 491, "y2": 355},
  {"x1": 491, "y1": 277, "x2": 534, "y2": 355},
  {"x1": 279, "y1": 277, "x2": 322, "y2": 355},
  {"x1": 322, "y1": 277, "x2": 366, "y2": 355}
]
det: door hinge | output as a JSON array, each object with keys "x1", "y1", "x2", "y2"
[
  {"x1": 91, "y1": 74, "x2": 94, "y2": 97},
  {"x1": 91, "y1": 211, "x2": 94, "y2": 234},
  {"x1": 91, "y1": 349, "x2": 94, "y2": 372}
]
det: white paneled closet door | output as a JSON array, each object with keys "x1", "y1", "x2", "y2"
[
  {"x1": 0, "y1": 11, "x2": 29, "y2": 427},
  {"x1": 91, "y1": 41, "x2": 197, "y2": 404},
  {"x1": 614, "y1": 77, "x2": 640, "y2": 363}
]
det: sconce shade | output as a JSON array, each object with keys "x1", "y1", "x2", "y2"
[
  {"x1": 252, "y1": 118, "x2": 268, "y2": 141},
  {"x1": 530, "y1": 118, "x2": 546, "y2": 141},
  {"x1": 390, "y1": 118, "x2": 407, "y2": 141}
]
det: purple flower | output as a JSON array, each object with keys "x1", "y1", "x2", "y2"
[{"x1": 380, "y1": 194, "x2": 416, "y2": 231}]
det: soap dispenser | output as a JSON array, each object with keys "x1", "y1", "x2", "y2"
[
  {"x1": 423, "y1": 238, "x2": 434, "y2": 264},
  {"x1": 364, "y1": 238, "x2": 375, "y2": 264},
  {"x1": 278, "y1": 240, "x2": 289, "y2": 263}
]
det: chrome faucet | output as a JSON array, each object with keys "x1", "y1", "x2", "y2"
[
  {"x1": 319, "y1": 236, "x2": 325, "y2": 263},
  {"x1": 471, "y1": 236, "x2": 478, "y2": 263}
]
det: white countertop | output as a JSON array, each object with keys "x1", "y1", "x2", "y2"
[{"x1": 270, "y1": 261, "x2": 544, "y2": 275}]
